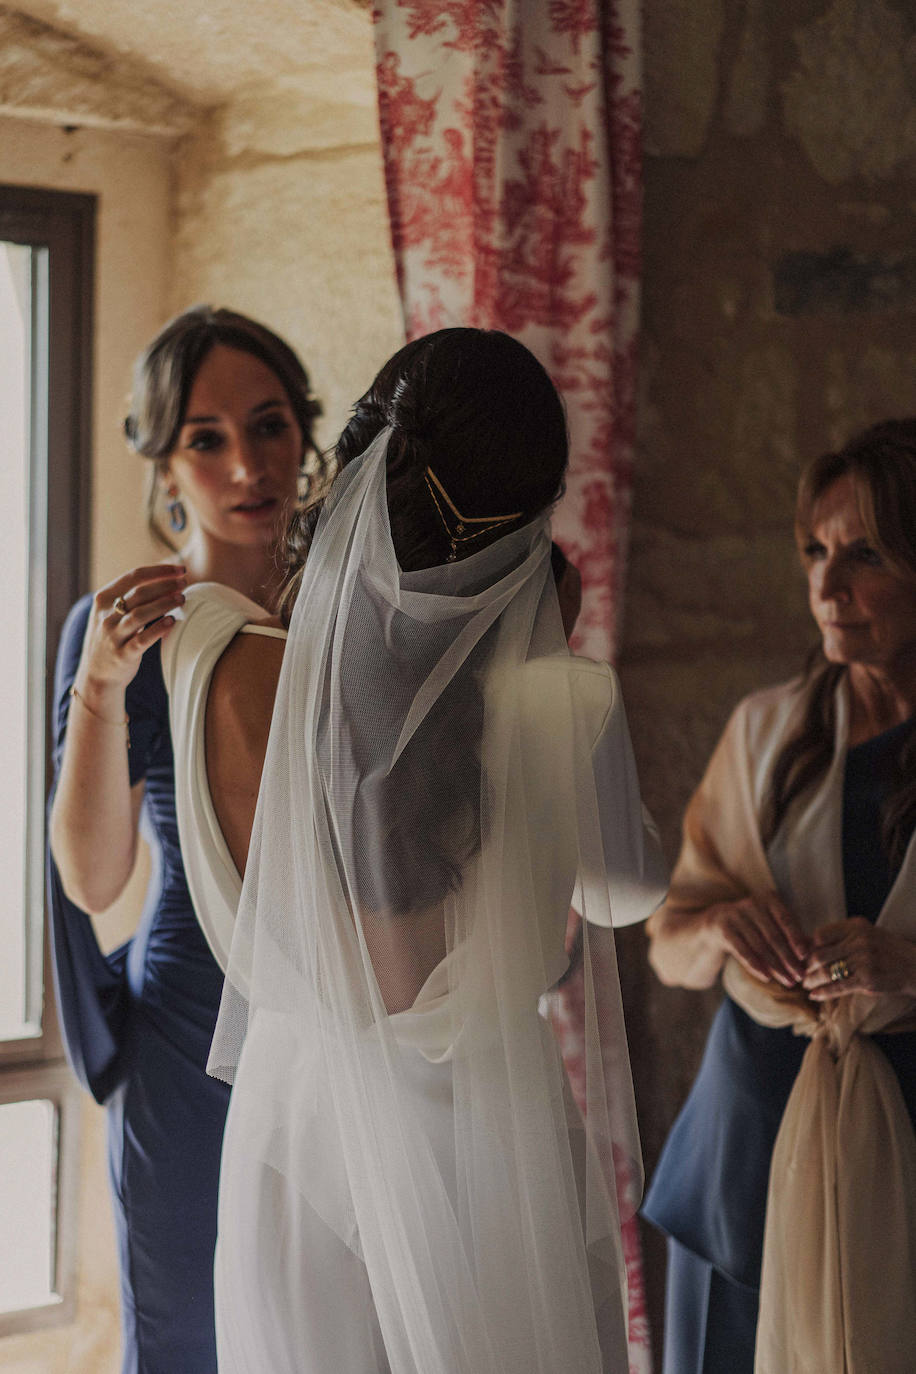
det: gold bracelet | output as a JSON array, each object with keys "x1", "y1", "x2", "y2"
[{"x1": 69, "y1": 685, "x2": 131, "y2": 750}]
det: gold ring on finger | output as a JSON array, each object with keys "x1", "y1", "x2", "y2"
[
  {"x1": 113, "y1": 595, "x2": 129, "y2": 616},
  {"x1": 829, "y1": 958, "x2": 851, "y2": 982}
]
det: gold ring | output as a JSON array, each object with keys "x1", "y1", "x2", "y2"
[
  {"x1": 829, "y1": 958, "x2": 851, "y2": 982},
  {"x1": 113, "y1": 595, "x2": 129, "y2": 616}
]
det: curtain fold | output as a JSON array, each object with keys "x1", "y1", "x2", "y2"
[{"x1": 373, "y1": 0, "x2": 641, "y2": 662}]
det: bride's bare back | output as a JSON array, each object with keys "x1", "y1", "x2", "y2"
[{"x1": 205, "y1": 628, "x2": 285, "y2": 877}]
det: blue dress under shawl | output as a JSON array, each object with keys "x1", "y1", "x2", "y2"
[
  {"x1": 47, "y1": 597, "x2": 229, "y2": 1374},
  {"x1": 643, "y1": 720, "x2": 916, "y2": 1373}
]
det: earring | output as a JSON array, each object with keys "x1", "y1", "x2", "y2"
[{"x1": 166, "y1": 488, "x2": 187, "y2": 534}]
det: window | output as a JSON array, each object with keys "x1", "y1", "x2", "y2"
[{"x1": 0, "y1": 184, "x2": 94, "y2": 1336}]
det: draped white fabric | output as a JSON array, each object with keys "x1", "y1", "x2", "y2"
[
  {"x1": 208, "y1": 429, "x2": 662, "y2": 1373},
  {"x1": 161, "y1": 583, "x2": 263, "y2": 970}
]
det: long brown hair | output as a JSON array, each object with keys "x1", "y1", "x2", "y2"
[
  {"x1": 763, "y1": 419, "x2": 916, "y2": 864},
  {"x1": 124, "y1": 305, "x2": 325, "y2": 549}
]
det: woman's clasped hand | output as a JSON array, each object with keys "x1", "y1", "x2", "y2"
[
  {"x1": 803, "y1": 916, "x2": 916, "y2": 1000},
  {"x1": 707, "y1": 894, "x2": 916, "y2": 998},
  {"x1": 702, "y1": 892, "x2": 808, "y2": 988}
]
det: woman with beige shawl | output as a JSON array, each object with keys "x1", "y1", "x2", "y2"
[{"x1": 643, "y1": 419, "x2": 916, "y2": 1374}]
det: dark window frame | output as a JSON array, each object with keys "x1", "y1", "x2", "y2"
[{"x1": 0, "y1": 182, "x2": 95, "y2": 1336}]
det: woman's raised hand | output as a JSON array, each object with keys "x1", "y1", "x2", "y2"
[
  {"x1": 803, "y1": 918, "x2": 916, "y2": 1000},
  {"x1": 52, "y1": 565, "x2": 186, "y2": 913},
  {"x1": 76, "y1": 565, "x2": 186, "y2": 699},
  {"x1": 707, "y1": 892, "x2": 809, "y2": 989}
]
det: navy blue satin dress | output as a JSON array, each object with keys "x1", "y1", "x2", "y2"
[
  {"x1": 643, "y1": 721, "x2": 916, "y2": 1374},
  {"x1": 48, "y1": 597, "x2": 229, "y2": 1374}
]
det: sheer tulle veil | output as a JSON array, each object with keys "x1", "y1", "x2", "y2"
[{"x1": 209, "y1": 427, "x2": 644, "y2": 1372}]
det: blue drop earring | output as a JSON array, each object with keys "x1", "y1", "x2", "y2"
[{"x1": 166, "y1": 487, "x2": 187, "y2": 534}]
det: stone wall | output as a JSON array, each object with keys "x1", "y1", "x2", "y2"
[
  {"x1": 170, "y1": 72, "x2": 404, "y2": 446},
  {"x1": 624, "y1": 0, "x2": 916, "y2": 1354}
]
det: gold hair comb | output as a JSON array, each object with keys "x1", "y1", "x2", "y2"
[{"x1": 423, "y1": 467, "x2": 523, "y2": 562}]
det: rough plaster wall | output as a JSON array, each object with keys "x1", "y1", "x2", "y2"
[
  {"x1": 9, "y1": 0, "x2": 373, "y2": 107},
  {"x1": 0, "y1": 114, "x2": 174, "y2": 1374},
  {"x1": 171, "y1": 67, "x2": 404, "y2": 449},
  {"x1": 628, "y1": 0, "x2": 916, "y2": 1353},
  {"x1": 0, "y1": 6, "x2": 192, "y2": 135}
]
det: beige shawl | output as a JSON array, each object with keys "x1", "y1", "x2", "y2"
[{"x1": 668, "y1": 678, "x2": 916, "y2": 1374}]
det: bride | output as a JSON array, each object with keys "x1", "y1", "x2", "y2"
[{"x1": 162, "y1": 327, "x2": 666, "y2": 1373}]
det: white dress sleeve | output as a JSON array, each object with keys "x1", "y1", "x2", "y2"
[
  {"x1": 160, "y1": 582, "x2": 271, "y2": 972},
  {"x1": 570, "y1": 659, "x2": 668, "y2": 928},
  {"x1": 510, "y1": 656, "x2": 666, "y2": 931}
]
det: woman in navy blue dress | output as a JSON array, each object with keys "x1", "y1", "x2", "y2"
[
  {"x1": 48, "y1": 306, "x2": 324, "y2": 1373},
  {"x1": 643, "y1": 419, "x2": 916, "y2": 1374}
]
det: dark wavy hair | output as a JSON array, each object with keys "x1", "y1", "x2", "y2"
[
  {"x1": 293, "y1": 328, "x2": 569, "y2": 917},
  {"x1": 281, "y1": 327, "x2": 567, "y2": 614},
  {"x1": 763, "y1": 418, "x2": 916, "y2": 865},
  {"x1": 124, "y1": 305, "x2": 325, "y2": 549}
]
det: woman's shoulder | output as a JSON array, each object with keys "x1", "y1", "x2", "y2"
[
  {"x1": 727, "y1": 676, "x2": 808, "y2": 745},
  {"x1": 160, "y1": 582, "x2": 265, "y2": 694},
  {"x1": 207, "y1": 631, "x2": 284, "y2": 753},
  {"x1": 180, "y1": 581, "x2": 265, "y2": 622},
  {"x1": 492, "y1": 654, "x2": 619, "y2": 750},
  {"x1": 499, "y1": 652, "x2": 614, "y2": 696},
  {"x1": 539, "y1": 655, "x2": 618, "y2": 722},
  {"x1": 689, "y1": 678, "x2": 812, "y2": 801}
]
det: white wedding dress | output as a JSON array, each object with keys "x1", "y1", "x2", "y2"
[{"x1": 162, "y1": 438, "x2": 666, "y2": 1374}]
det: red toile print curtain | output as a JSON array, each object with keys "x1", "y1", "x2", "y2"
[
  {"x1": 373, "y1": 0, "x2": 641, "y2": 662},
  {"x1": 372, "y1": 2, "x2": 651, "y2": 1369}
]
